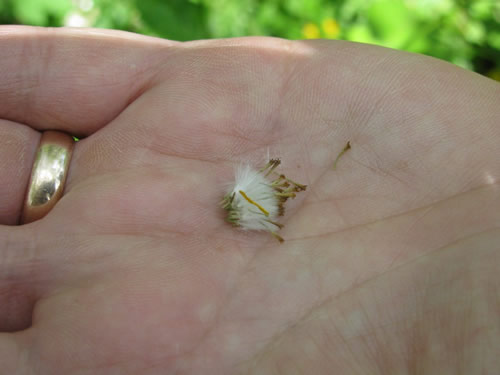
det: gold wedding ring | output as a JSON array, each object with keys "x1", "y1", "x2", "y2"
[{"x1": 20, "y1": 131, "x2": 75, "y2": 224}]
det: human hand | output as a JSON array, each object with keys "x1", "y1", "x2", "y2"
[{"x1": 1, "y1": 26, "x2": 499, "y2": 374}]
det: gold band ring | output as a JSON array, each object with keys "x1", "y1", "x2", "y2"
[{"x1": 20, "y1": 131, "x2": 75, "y2": 224}]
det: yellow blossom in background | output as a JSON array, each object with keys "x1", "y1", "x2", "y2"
[
  {"x1": 302, "y1": 22, "x2": 320, "y2": 39},
  {"x1": 322, "y1": 18, "x2": 340, "y2": 38}
]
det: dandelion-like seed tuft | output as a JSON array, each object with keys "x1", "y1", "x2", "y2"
[{"x1": 221, "y1": 159, "x2": 307, "y2": 242}]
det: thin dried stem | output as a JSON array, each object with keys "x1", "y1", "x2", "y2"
[{"x1": 332, "y1": 141, "x2": 351, "y2": 170}]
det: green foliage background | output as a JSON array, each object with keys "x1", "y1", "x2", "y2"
[{"x1": 1, "y1": 0, "x2": 499, "y2": 78}]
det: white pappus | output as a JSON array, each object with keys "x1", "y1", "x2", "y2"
[{"x1": 221, "y1": 159, "x2": 307, "y2": 242}]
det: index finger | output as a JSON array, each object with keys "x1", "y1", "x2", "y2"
[{"x1": 0, "y1": 26, "x2": 176, "y2": 136}]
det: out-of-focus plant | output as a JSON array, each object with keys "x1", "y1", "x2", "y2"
[{"x1": 1, "y1": 0, "x2": 498, "y2": 79}]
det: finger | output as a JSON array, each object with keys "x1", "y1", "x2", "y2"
[
  {"x1": 0, "y1": 332, "x2": 28, "y2": 373},
  {"x1": 0, "y1": 120, "x2": 40, "y2": 225},
  {"x1": 0, "y1": 26, "x2": 176, "y2": 136},
  {"x1": 0, "y1": 225, "x2": 39, "y2": 332}
]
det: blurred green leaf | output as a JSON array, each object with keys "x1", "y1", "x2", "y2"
[
  {"x1": 346, "y1": 23, "x2": 378, "y2": 44},
  {"x1": 12, "y1": 0, "x2": 71, "y2": 26},
  {"x1": 464, "y1": 20, "x2": 486, "y2": 44},
  {"x1": 487, "y1": 31, "x2": 500, "y2": 50},
  {"x1": 469, "y1": 0, "x2": 496, "y2": 20},
  {"x1": 284, "y1": 0, "x2": 322, "y2": 19},
  {"x1": 254, "y1": 1, "x2": 289, "y2": 36},
  {"x1": 203, "y1": 0, "x2": 255, "y2": 38},
  {"x1": 367, "y1": 0, "x2": 414, "y2": 48},
  {"x1": 133, "y1": 0, "x2": 208, "y2": 41}
]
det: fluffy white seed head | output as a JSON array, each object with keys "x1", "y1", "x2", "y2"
[
  {"x1": 221, "y1": 158, "x2": 306, "y2": 242},
  {"x1": 227, "y1": 164, "x2": 279, "y2": 231}
]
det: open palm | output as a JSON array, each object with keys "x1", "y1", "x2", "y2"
[{"x1": 1, "y1": 27, "x2": 499, "y2": 375}]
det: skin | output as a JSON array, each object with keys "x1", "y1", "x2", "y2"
[{"x1": 0, "y1": 26, "x2": 499, "y2": 374}]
